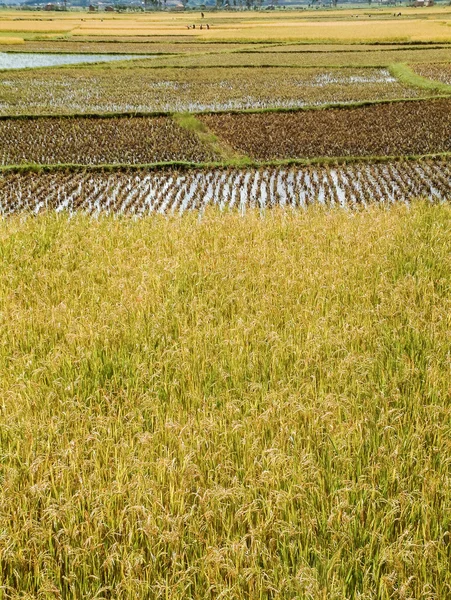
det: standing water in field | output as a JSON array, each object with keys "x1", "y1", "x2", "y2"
[{"x1": 0, "y1": 53, "x2": 152, "y2": 70}]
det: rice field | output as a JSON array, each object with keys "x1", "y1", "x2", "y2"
[
  {"x1": 1, "y1": 203, "x2": 451, "y2": 598},
  {"x1": 150, "y1": 46, "x2": 451, "y2": 68},
  {"x1": 0, "y1": 40, "x2": 254, "y2": 55},
  {"x1": 413, "y1": 62, "x2": 451, "y2": 85},
  {"x1": 0, "y1": 116, "x2": 218, "y2": 166},
  {"x1": 0, "y1": 65, "x2": 428, "y2": 116},
  {"x1": 0, "y1": 52, "x2": 154, "y2": 70},
  {"x1": 3, "y1": 10, "x2": 451, "y2": 42},
  {"x1": 1, "y1": 159, "x2": 450, "y2": 216},
  {"x1": 2, "y1": 8, "x2": 451, "y2": 599},
  {"x1": 200, "y1": 98, "x2": 451, "y2": 160}
]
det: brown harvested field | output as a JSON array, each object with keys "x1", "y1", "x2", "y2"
[
  {"x1": 200, "y1": 99, "x2": 451, "y2": 159},
  {"x1": 1, "y1": 41, "x2": 445, "y2": 56},
  {"x1": 413, "y1": 62, "x2": 451, "y2": 85},
  {"x1": 0, "y1": 116, "x2": 219, "y2": 165}
]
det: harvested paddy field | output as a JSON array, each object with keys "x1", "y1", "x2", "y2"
[
  {"x1": 1, "y1": 159, "x2": 450, "y2": 215},
  {"x1": 201, "y1": 98, "x2": 451, "y2": 160},
  {"x1": 0, "y1": 66, "x2": 429, "y2": 115},
  {"x1": 413, "y1": 62, "x2": 451, "y2": 85},
  {"x1": 0, "y1": 116, "x2": 218, "y2": 166}
]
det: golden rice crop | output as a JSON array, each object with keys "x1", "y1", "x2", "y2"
[
  {"x1": 0, "y1": 37, "x2": 24, "y2": 45},
  {"x1": 1, "y1": 159, "x2": 450, "y2": 215},
  {"x1": 0, "y1": 203, "x2": 450, "y2": 598},
  {"x1": 200, "y1": 98, "x2": 451, "y2": 160},
  {"x1": 151, "y1": 46, "x2": 451, "y2": 68},
  {"x1": 67, "y1": 15, "x2": 451, "y2": 43},
  {"x1": 0, "y1": 116, "x2": 219, "y2": 166},
  {"x1": 2, "y1": 8, "x2": 451, "y2": 42}
]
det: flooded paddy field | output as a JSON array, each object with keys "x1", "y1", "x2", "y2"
[
  {"x1": 1, "y1": 159, "x2": 450, "y2": 216},
  {"x1": 0, "y1": 65, "x2": 429, "y2": 115},
  {"x1": 0, "y1": 52, "x2": 151, "y2": 70}
]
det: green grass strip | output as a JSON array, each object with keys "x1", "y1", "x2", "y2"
[
  {"x1": 389, "y1": 62, "x2": 451, "y2": 94},
  {"x1": 173, "y1": 113, "x2": 249, "y2": 162}
]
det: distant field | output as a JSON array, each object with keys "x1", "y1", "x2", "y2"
[
  {"x1": 149, "y1": 46, "x2": 451, "y2": 67},
  {"x1": 0, "y1": 39, "x2": 257, "y2": 54},
  {"x1": 1, "y1": 7, "x2": 451, "y2": 42}
]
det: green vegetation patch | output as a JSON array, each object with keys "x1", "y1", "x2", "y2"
[
  {"x1": 389, "y1": 62, "x2": 451, "y2": 94},
  {"x1": 174, "y1": 112, "x2": 248, "y2": 162}
]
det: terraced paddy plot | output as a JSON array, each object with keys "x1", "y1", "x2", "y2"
[
  {"x1": 261, "y1": 43, "x2": 451, "y2": 52},
  {"x1": 201, "y1": 99, "x2": 451, "y2": 160},
  {"x1": 0, "y1": 52, "x2": 152, "y2": 70},
  {"x1": 0, "y1": 41, "x2": 250, "y2": 55},
  {"x1": 413, "y1": 62, "x2": 451, "y2": 85},
  {"x1": 151, "y1": 46, "x2": 451, "y2": 68},
  {"x1": 0, "y1": 117, "x2": 218, "y2": 166},
  {"x1": 0, "y1": 66, "x2": 427, "y2": 116},
  {"x1": 1, "y1": 159, "x2": 450, "y2": 216},
  {"x1": 68, "y1": 16, "x2": 451, "y2": 43},
  {"x1": 2, "y1": 8, "x2": 451, "y2": 42}
]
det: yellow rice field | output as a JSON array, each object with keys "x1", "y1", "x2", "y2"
[
  {"x1": 1, "y1": 5, "x2": 451, "y2": 599},
  {"x1": 1, "y1": 8, "x2": 451, "y2": 42},
  {"x1": 1, "y1": 205, "x2": 451, "y2": 598}
]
